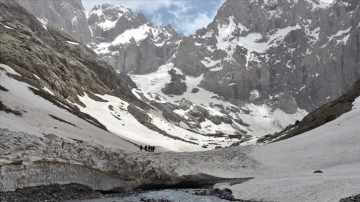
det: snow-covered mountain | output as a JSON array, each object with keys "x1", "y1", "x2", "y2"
[
  {"x1": 87, "y1": 4, "x2": 180, "y2": 74},
  {"x1": 177, "y1": 0, "x2": 359, "y2": 111},
  {"x1": 0, "y1": 0, "x2": 250, "y2": 151},
  {"x1": 10, "y1": 0, "x2": 360, "y2": 147}
]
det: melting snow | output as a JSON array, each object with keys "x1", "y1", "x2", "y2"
[
  {"x1": 98, "y1": 19, "x2": 118, "y2": 31},
  {"x1": 0, "y1": 64, "x2": 21, "y2": 76},
  {"x1": 66, "y1": 41, "x2": 79, "y2": 45},
  {"x1": 201, "y1": 57, "x2": 221, "y2": 68},
  {"x1": 308, "y1": 0, "x2": 335, "y2": 10},
  {"x1": 0, "y1": 23, "x2": 14, "y2": 30},
  {"x1": 93, "y1": 24, "x2": 173, "y2": 54},
  {"x1": 36, "y1": 17, "x2": 48, "y2": 25}
]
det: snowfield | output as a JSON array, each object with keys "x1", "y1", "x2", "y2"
[
  {"x1": 1, "y1": 63, "x2": 359, "y2": 201},
  {"x1": 222, "y1": 96, "x2": 360, "y2": 202}
]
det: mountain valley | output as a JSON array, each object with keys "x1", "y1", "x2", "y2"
[{"x1": 0, "y1": 0, "x2": 359, "y2": 201}]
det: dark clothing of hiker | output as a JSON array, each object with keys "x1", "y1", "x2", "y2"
[
  {"x1": 140, "y1": 145, "x2": 143, "y2": 151},
  {"x1": 145, "y1": 145, "x2": 148, "y2": 151}
]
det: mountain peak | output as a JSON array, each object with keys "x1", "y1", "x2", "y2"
[{"x1": 89, "y1": 3, "x2": 131, "y2": 16}]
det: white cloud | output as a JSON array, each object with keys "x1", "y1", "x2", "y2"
[
  {"x1": 150, "y1": 13, "x2": 164, "y2": 27},
  {"x1": 175, "y1": 13, "x2": 214, "y2": 36}
]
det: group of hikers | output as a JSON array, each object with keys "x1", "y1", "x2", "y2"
[{"x1": 140, "y1": 145, "x2": 156, "y2": 152}]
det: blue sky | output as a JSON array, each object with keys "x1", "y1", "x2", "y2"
[{"x1": 82, "y1": 0, "x2": 225, "y2": 36}]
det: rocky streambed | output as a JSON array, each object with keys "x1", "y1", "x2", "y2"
[{"x1": 0, "y1": 183, "x2": 256, "y2": 202}]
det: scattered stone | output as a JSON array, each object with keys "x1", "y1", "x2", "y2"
[
  {"x1": 194, "y1": 188, "x2": 235, "y2": 201},
  {"x1": 0, "y1": 183, "x2": 102, "y2": 202},
  {"x1": 140, "y1": 198, "x2": 172, "y2": 202},
  {"x1": 340, "y1": 194, "x2": 360, "y2": 202},
  {"x1": 191, "y1": 88, "x2": 199, "y2": 93},
  {"x1": 313, "y1": 170, "x2": 323, "y2": 173}
]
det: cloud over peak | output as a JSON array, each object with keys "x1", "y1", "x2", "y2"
[{"x1": 83, "y1": 0, "x2": 224, "y2": 36}]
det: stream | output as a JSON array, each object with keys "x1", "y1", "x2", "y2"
[{"x1": 68, "y1": 188, "x2": 233, "y2": 202}]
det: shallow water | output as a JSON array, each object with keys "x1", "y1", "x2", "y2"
[{"x1": 69, "y1": 189, "x2": 231, "y2": 202}]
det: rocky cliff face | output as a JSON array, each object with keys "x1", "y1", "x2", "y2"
[
  {"x1": 15, "y1": 0, "x2": 92, "y2": 43},
  {"x1": 85, "y1": 0, "x2": 359, "y2": 112},
  {"x1": 174, "y1": 0, "x2": 360, "y2": 111}
]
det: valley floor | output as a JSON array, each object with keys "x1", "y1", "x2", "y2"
[{"x1": 1, "y1": 68, "x2": 359, "y2": 202}]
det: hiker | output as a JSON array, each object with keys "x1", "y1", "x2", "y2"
[
  {"x1": 140, "y1": 145, "x2": 143, "y2": 151},
  {"x1": 153, "y1": 146, "x2": 156, "y2": 152},
  {"x1": 145, "y1": 145, "x2": 148, "y2": 151}
]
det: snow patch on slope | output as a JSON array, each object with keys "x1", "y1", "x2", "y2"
[
  {"x1": 93, "y1": 24, "x2": 174, "y2": 54},
  {"x1": 216, "y1": 16, "x2": 301, "y2": 56},
  {"x1": 0, "y1": 65, "x2": 136, "y2": 150}
]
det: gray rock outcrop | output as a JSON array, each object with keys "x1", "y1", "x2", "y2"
[
  {"x1": 15, "y1": 0, "x2": 92, "y2": 43},
  {"x1": 161, "y1": 69, "x2": 187, "y2": 95}
]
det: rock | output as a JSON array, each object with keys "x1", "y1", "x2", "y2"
[
  {"x1": 179, "y1": 99, "x2": 193, "y2": 110},
  {"x1": 194, "y1": 188, "x2": 235, "y2": 201},
  {"x1": 191, "y1": 88, "x2": 199, "y2": 93},
  {"x1": 15, "y1": 0, "x2": 92, "y2": 43},
  {"x1": 313, "y1": 170, "x2": 323, "y2": 173},
  {"x1": 0, "y1": 183, "x2": 102, "y2": 201},
  {"x1": 161, "y1": 69, "x2": 187, "y2": 95},
  {"x1": 278, "y1": 92, "x2": 299, "y2": 114},
  {"x1": 340, "y1": 194, "x2": 360, "y2": 202}
]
